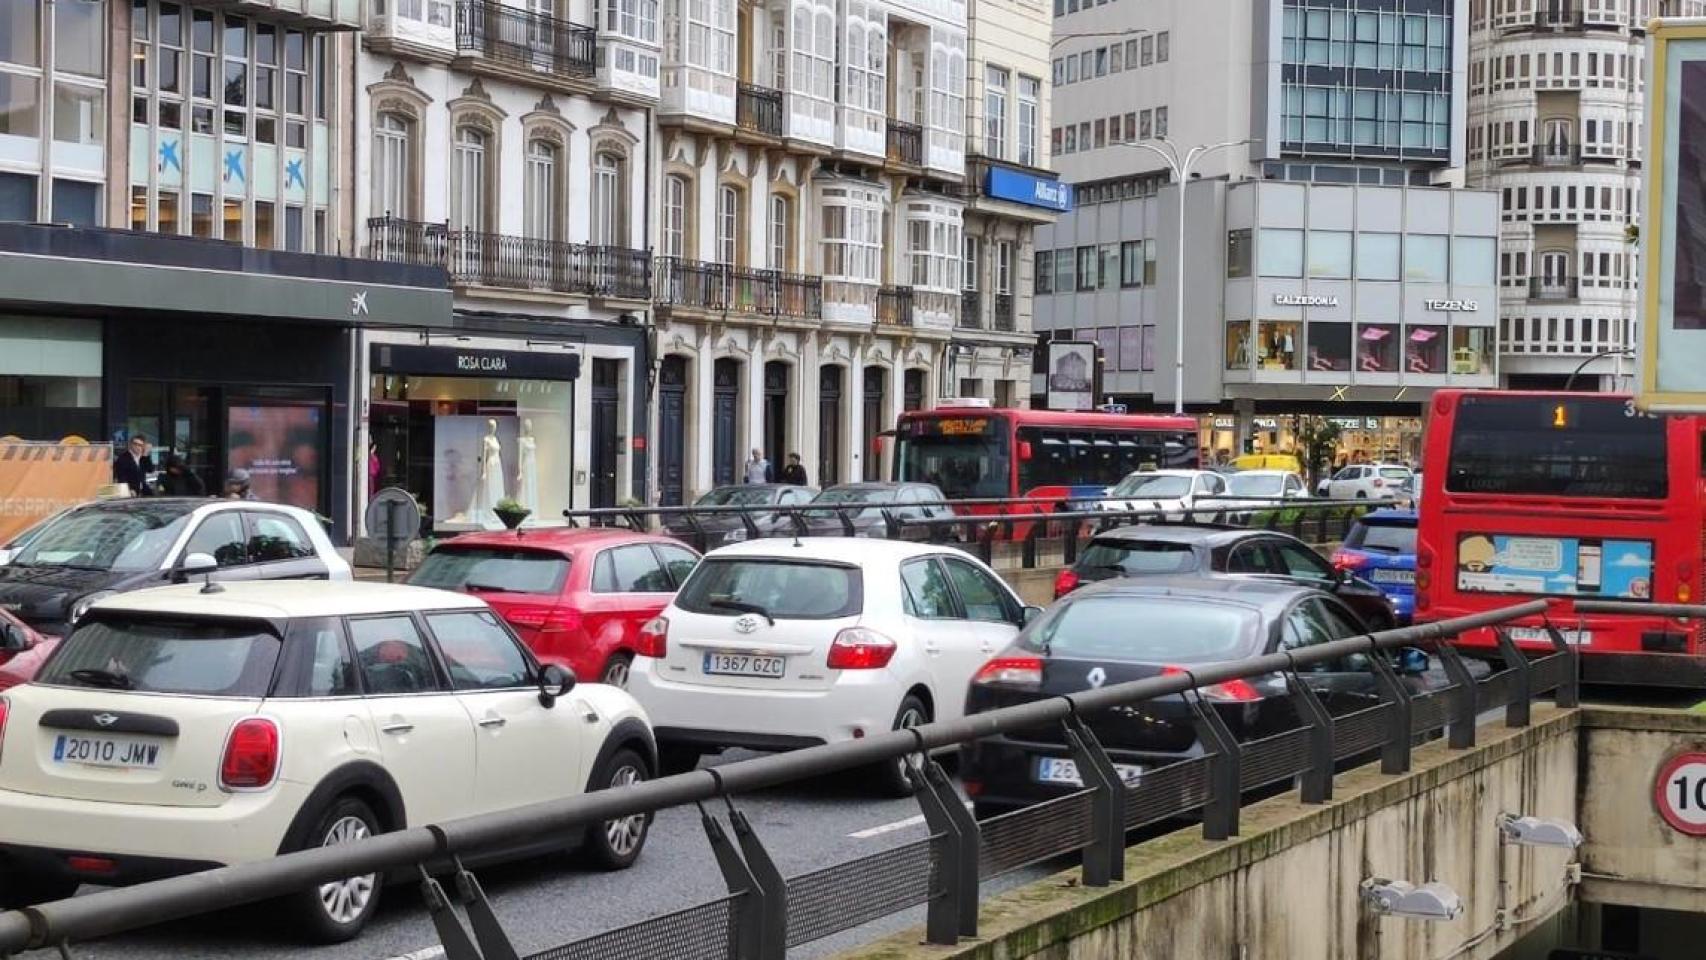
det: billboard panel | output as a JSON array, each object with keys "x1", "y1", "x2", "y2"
[
  {"x1": 1045, "y1": 341, "x2": 1095, "y2": 411},
  {"x1": 1640, "y1": 22, "x2": 1706, "y2": 410}
]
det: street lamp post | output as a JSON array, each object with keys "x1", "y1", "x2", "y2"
[
  {"x1": 1121, "y1": 137, "x2": 1252, "y2": 415},
  {"x1": 1561, "y1": 347, "x2": 1634, "y2": 392}
]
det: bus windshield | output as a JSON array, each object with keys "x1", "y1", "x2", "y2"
[
  {"x1": 896, "y1": 434, "x2": 1009, "y2": 499},
  {"x1": 1445, "y1": 395, "x2": 1667, "y2": 499}
]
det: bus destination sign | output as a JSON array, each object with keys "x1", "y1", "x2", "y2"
[{"x1": 933, "y1": 418, "x2": 993, "y2": 437}]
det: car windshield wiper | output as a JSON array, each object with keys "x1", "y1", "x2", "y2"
[
  {"x1": 708, "y1": 598, "x2": 775, "y2": 625},
  {"x1": 68, "y1": 668, "x2": 134, "y2": 690},
  {"x1": 463, "y1": 581, "x2": 508, "y2": 593}
]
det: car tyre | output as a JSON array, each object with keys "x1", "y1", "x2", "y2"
[
  {"x1": 600, "y1": 652, "x2": 633, "y2": 688},
  {"x1": 287, "y1": 796, "x2": 383, "y2": 944},
  {"x1": 581, "y1": 748, "x2": 652, "y2": 871},
  {"x1": 876, "y1": 694, "x2": 931, "y2": 798},
  {"x1": 0, "y1": 871, "x2": 78, "y2": 910},
  {"x1": 1355, "y1": 491, "x2": 1369, "y2": 500}
]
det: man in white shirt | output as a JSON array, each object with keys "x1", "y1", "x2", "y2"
[{"x1": 744, "y1": 449, "x2": 772, "y2": 484}]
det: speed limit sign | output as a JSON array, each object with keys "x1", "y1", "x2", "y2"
[{"x1": 1655, "y1": 752, "x2": 1706, "y2": 836}]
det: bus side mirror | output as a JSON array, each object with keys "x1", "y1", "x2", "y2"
[{"x1": 1018, "y1": 441, "x2": 1033, "y2": 461}]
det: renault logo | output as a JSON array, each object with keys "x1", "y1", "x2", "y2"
[
  {"x1": 733, "y1": 614, "x2": 762, "y2": 635},
  {"x1": 1086, "y1": 667, "x2": 1106, "y2": 689},
  {"x1": 93, "y1": 713, "x2": 119, "y2": 727}
]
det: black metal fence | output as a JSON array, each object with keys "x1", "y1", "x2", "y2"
[
  {"x1": 654, "y1": 257, "x2": 824, "y2": 319},
  {"x1": 736, "y1": 82, "x2": 783, "y2": 138},
  {"x1": 0, "y1": 602, "x2": 1573, "y2": 959},
  {"x1": 877, "y1": 284, "x2": 915, "y2": 326},
  {"x1": 365, "y1": 217, "x2": 653, "y2": 300},
  {"x1": 887, "y1": 119, "x2": 923, "y2": 166},
  {"x1": 455, "y1": 0, "x2": 596, "y2": 79}
]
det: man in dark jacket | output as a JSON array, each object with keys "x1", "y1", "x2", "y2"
[
  {"x1": 779, "y1": 452, "x2": 809, "y2": 486},
  {"x1": 113, "y1": 435, "x2": 154, "y2": 495},
  {"x1": 159, "y1": 455, "x2": 206, "y2": 496}
]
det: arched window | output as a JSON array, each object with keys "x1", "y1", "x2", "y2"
[
  {"x1": 523, "y1": 139, "x2": 559, "y2": 241},
  {"x1": 716, "y1": 184, "x2": 741, "y2": 265},
  {"x1": 768, "y1": 194, "x2": 791, "y2": 271},
  {"x1": 662, "y1": 174, "x2": 689, "y2": 258},
  {"x1": 592, "y1": 150, "x2": 624, "y2": 246},
  {"x1": 452, "y1": 126, "x2": 488, "y2": 232},
  {"x1": 373, "y1": 113, "x2": 412, "y2": 219}
]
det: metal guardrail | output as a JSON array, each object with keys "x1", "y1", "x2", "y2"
[
  {"x1": 0, "y1": 601, "x2": 1574, "y2": 959},
  {"x1": 566, "y1": 495, "x2": 1380, "y2": 566}
]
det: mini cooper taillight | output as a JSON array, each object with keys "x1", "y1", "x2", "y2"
[{"x1": 220, "y1": 717, "x2": 280, "y2": 791}]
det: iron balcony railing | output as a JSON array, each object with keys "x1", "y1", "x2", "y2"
[
  {"x1": 454, "y1": 0, "x2": 596, "y2": 79},
  {"x1": 887, "y1": 118, "x2": 923, "y2": 166},
  {"x1": 0, "y1": 595, "x2": 1581, "y2": 960},
  {"x1": 653, "y1": 257, "x2": 823, "y2": 318},
  {"x1": 993, "y1": 292, "x2": 1016, "y2": 331},
  {"x1": 1532, "y1": 143, "x2": 1581, "y2": 167},
  {"x1": 1533, "y1": 3, "x2": 1584, "y2": 29},
  {"x1": 1529, "y1": 276, "x2": 1579, "y2": 301},
  {"x1": 366, "y1": 217, "x2": 653, "y2": 300},
  {"x1": 736, "y1": 82, "x2": 783, "y2": 138},
  {"x1": 878, "y1": 284, "x2": 915, "y2": 326},
  {"x1": 959, "y1": 289, "x2": 983, "y2": 329}
]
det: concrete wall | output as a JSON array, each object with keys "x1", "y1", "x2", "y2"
[
  {"x1": 832, "y1": 707, "x2": 1582, "y2": 960},
  {"x1": 1579, "y1": 707, "x2": 1706, "y2": 915}
]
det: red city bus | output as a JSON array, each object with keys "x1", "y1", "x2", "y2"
[
  {"x1": 1416, "y1": 390, "x2": 1704, "y2": 684},
  {"x1": 893, "y1": 404, "x2": 1199, "y2": 505}
]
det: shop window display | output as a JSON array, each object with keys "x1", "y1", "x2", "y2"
[
  {"x1": 1307, "y1": 322, "x2": 1351, "y2": 371},
  {"x1": 1357, "y1": 323, "x2": 1397, "y2": 372},
  {"x1": 1405, "y1": 325, "x2": 1446, "y2": 373},
  {"x1": 368, "y1": 374, "x2": 570, "y2": 532},
  {"x1": 1256, "y1": 321, "x2": 1300, "y2": 371},
  {"x1": 1450, "y1": 327, "x2": 1494, "y2": 375},
  {"x1": 1225, "y1": 320, "x2": 1253, "y2": 370}
]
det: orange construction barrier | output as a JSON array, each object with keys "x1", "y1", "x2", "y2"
[{"x1": 0, "y1": 442, "x2": 113, "y2": 542}]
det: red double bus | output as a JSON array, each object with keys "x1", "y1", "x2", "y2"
[
  {"x1": 893, "y1": 404, "x2": 1199, "y2": 504},
  {"x1": 1416, "y1": 390, "x2": 1703, "y2": 684}
]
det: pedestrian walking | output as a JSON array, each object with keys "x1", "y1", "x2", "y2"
[
  {"x1": 159, "y1": 455, "x2": 206, "y2": 497},
  {"x1": 113, "y1": 434, "x2": 155, "y2": 496},
  {"x1": 779, "y1": 453, "x2": 808, "y2": 486},
  {"x1": 744, "y1": 448, "x2": 772, "y2": 484},
  {"x1": 223, "y1": 468, "x2": 259, "y2": 501}
]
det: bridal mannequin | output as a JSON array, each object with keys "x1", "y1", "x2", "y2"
[
  {"x1": 469, "y1": 418, "x2": 505, "y2": 526},
  {"x1": 517, "y1": 419, "x2": 539, "y2": 514}
]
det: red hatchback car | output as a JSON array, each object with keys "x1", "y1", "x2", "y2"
[
  {"x1": 0, "y1": 609, "x2": 51, "y2": 693},
  {"x1": 408, "y1": 528, "x2": 699, "y2": 687}
]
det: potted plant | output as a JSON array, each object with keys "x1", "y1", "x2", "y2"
[{"x1": 493, "y1": 497, "x2": 531, "y2": 531}]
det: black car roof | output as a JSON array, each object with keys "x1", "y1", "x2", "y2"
[
  {"x1": 1086, "y1": 524, "x2": 1263, "y2": 546},
  {"x1": 1066, "y1": 574, "x2": 1328, "y2": 616}
]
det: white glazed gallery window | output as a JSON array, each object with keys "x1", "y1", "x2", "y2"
[
  {"x1": 685, "y1": 0, "x2": 735, "y2": 79},
  {"x1": 605, "y1": 0, "x2": 659, "y2": 42},
  {"x1": 592, "y1": 151, "x2": 623, "y2": 246},
  {"x1": 1017, "y1": 75, "x2": 1039, "y2": 166},
  {"x1": 716, "y1": 184, "x2": 740, "y2": 265},
  {"x1": 996, "y1": 240, "x2": 1013, "y2": 295},
  {"x1": 661, "y1": 174, "x2": 688, "y2": 258},
  {"x1": 820, "y1": 184, "x2": 883, "y2": 284},
  {"x1": 523, "y1": 139, "x2": 558, "y2": 241},
  {"x1": 769, "y1": 194, "x2": 791, "y2": 270},
  {"x1": 963, "y1": 235, "x2": 979, "y2": 291},
  {"x1": 451, "y1": 126, "x2": 487, "y2": 232},
  {"x1": 985, "y1": 65, "x2": 1008, "y2": 158},
  {"x1": 906, "y1": 200, "x2": 962, "y2": 293},
  {"x1": 373, "y1": 112, "x2": 411, "y2": 219}
]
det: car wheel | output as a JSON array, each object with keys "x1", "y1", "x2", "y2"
[
  {"x1": 600, "y1": 652, "x2": 633, "y2": 688},
  {"x1": 0, "y1": 870, "x2": 78, "y2": 910},
  {"x1": 1355, "y1": 491, "x2": 1369, "y2": 499},
  {"x1": 582, "y1": 748, "x2": 652, "y2": 871},
  {"x1": 657, "y1": 744, "x2": 703, "y2": 776},
  {"x1": 876, "y1": 694, "x2": 931, "y2": 798},
  {"x1": 288, "y1": 797, "x2": 382, "y2": 944}
]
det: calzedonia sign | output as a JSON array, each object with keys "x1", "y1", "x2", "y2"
[{"x1": 1273, "y1": 294, "x2": 1340, "y2": 307}]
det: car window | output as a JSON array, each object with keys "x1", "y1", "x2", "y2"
[
  {"x1": 1272, "y1": 541, "x2": 1334, "y2": 583},
  {"x1": 1316, "y1": 599, "x2": 1369, "y2": 638},
  {"x1": 593, "y1": 545, "x2": 674, "y2": 593},
  {"x1": 426, "y1": 611, "x2": 533, "y2": 691},
  {"x1": 40, "y1": 618, "x2": 280, "y2": 696},
  {"x1": 410, "y1": 548, "x2": 570, "y2": 595},
  {"x1": 1021, "y1": 596, "x2": 1258, "y2": 662},
  {"x1": 245, "y1": 512, "x2": 316, "y2": 563},
  {"x1": 1284, "y1": 475, "x2": 1303, "y2": 494},
  {"x1": 1225, "y1": 542, "x2": 1277, "y2": 574},
  {"x1": 1344, "y1": 522, "x2": 1417, "y2": 554},
  {"x1": 299, "y1": 618, "x2": 358, "y2": 697},
  {"x1": 653, "y1": 543, "x2": 700, "y2": 588},
  {"x1": 1379, "y1": 467, "x2": 1411, "y2": 481},
  {"x1": 12, "y1": 503, "x2": 194, "y2": 572},
  {"x1": 1078, "y1": 539, "x2": 1199, "y2": 574},
  {"x1": 943, "y1": 557, "x2": 1012, "y2": 622},
  {"x1": 675, "y1": 558, "x2": 862, "y2": 619},
  {"x1": 900, "y1": 558, "x2": 956, "y2": 618},
  {"x1": 348, "y1": 616, "x2": 441, "y2": 694},
  {"x1": 184, "y1": 512, "x2": 249, "y2": 568},
  {"x1": 1280, "y1": 601, "x2": 1358, "y2": 672}
]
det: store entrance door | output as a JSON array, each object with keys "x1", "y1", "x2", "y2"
[
  {"x1": 590, "y1": 359, "x2": 620, "y2": 508},
  {"x1": 763, "y1": 361, "x2": 789, "y2": 467},
  {"x1": 818, "y1": 366, "x2": 843, "y2": 487},
  {"x1": 862, "y1": 367, "x2": 885, "y2": 481},
  {"x1": 658, "y1": 356, "x2": 687, "y2": 506},
  {"x1": 712, "y1": 359, "x2": 740, "y2": 487}
]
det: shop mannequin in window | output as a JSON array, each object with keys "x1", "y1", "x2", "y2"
[
  {"x1": 517, "y1": 419, "x2": 538, "y2": 514},
  {"x1": 469, "y1": 418, "x2": 505, "y2": 526}
]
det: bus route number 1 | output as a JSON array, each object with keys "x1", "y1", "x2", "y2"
[{"x1": 1655, "y1": 753, "x2": 1706, "y2": 836}]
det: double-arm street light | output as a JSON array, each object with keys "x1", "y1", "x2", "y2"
[{"x1": 1121, "y1": 137, "x2": 1253, "y2": 415}]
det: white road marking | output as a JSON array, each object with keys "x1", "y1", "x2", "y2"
[
  {"x1": 382, "y1": 947, "x2": 445, "y2": 960},
  {"x1": 849, "y1": 802, "x2": 974, "y2": 839}
]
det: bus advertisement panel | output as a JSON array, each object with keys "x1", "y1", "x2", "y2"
[{"x1": 1417, "y1": 390, "x2": 1704, "y2": 684}]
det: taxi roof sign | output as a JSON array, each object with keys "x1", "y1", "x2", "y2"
[{"x1": 1638, "y1": 19, "x2": 1706, "y2": 411}]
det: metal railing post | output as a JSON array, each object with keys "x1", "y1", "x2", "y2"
[
  {"x1": 1494, "y1": 628, "x2": 1532, "y2": 728},
  {"x1": 913, "y1": 758, "x2": 979, "y2": 941},
  {"x1": 729, "y1": 807, "x2": 788, "y2": 960},
  {"x1": 418, "y1": 866, "x2": 487, "y2": 960},
  {"x1": 1367, "y1": 644, "x2": 1413, "y2": 775},
  {"x1": 975, "y1": 522, "x2": 997, "y2": 564},
  {"x1": 1284, "y1": 668, "x2": 1335, "y2": 804},
  {"x1": 1062, "y1": 713, "x2": 1126, "y2": 886},
  {"x1": 1432, "y1": 641, "x2": 1479, "y2": 750},
  {"x1": 834, "y1": 507, "x2": 856, "y2": 537},
  {"x1": 1190, "y1": 692, "x2": 1241, "y2": 840},
  {"x1": 700, "y1": 805, "x2": 768, "y2": 960},
  {"x1": 880, "y1": 508, "x2": 903, "y2": 540},
  {"x1": 1021, "y1": 517, "x2": 1040, "y2": 568},
  {"x1": 451, "y1": 862, "x2": 521, "y2": 960},
  {"x1": 1542, "y1": 622, "x2": 1581, "y2": 707}
]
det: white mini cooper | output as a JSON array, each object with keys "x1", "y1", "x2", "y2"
[{"x1": 0, "y1": 580, "x2": 656, "y2": 942}]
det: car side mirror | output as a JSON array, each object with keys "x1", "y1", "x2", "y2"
[
  {"x1": 537, "y1": 663, "x2": 577, "y2": 708},
  {"x1": 173, "y1": 551, "x2": 218, "y2": 584},
  {"x1": 1020, "y1": 605, "x2": 1044, "y2": 626},
  {"x1": 1396, "y1": 647, "x2": 1430, "y2": 676},
  {"x1": 0, "y1": 623, "x2": 29, "y2": 653}
]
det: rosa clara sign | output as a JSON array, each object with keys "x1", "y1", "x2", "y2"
[
  {"x1": 1273, "y1": 294, "x2": 1340, "y2": 307},
  {"x1": 1424, "y1": 299, "x2": 1479, "y2": 312}
]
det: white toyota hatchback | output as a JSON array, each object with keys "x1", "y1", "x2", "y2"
[
  {"x1": 626, "y1": 538, "x2": 1037, "y2": 794},
  {"x1": 0, "y1": 581, "x2": 655, "y2": 942}
]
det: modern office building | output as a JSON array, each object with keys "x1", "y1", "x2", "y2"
[
  {"x1": 1465, "y1": 0, "x2": 1701, "y2": 391},
  {"x1": 1032, "y1": 0, "x2": 1500, "y2": 458}
]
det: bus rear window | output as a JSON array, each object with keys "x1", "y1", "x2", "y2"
[{"x1": 1445, "y1": 396, "x2": 1667, "y2": 499}]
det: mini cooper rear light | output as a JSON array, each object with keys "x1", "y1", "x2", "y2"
[
  {"x1": 220, "y1": 717, "x2": 280, "y2": 791},
  {"x1": 1160, "y1": 665, "x2": 1262, "y2": 702},
  {"x1": 827, "y1": 628, "x2": 897, "y2": 669},
  {"x1": 973, "y1": 655, "x2": 1044, "y2": 687},
  {"x1": 635, "y1": 617, "x2": 669, "y2": 658}
]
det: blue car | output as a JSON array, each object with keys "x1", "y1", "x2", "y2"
[{"x1": 1332, "y1": 509, "x2": 1417, "y2": 624}]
